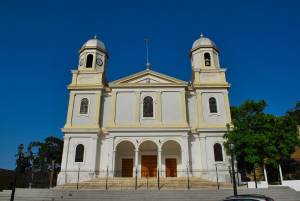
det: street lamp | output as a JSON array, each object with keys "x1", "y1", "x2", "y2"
[{"x1": 229, "y1": 142, "x2": 237, "y2": 196}]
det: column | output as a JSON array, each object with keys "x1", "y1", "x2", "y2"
[
  {"x1": 60, "y1": 136, "x2": 70, "y2": 184},
  {"x1": 65, "y1": 93, "x2": 75, "y2": 127},
  {"x1": 196, "y1": 91, "x2": 204, "y2": 127},
  {"x1": 135, "y1": 92, "x2": 141, "y2": 124},
  {"x1": 110, "y1": 91, "x2": 117, "y2": 126},
  {"x1": 61, "y1": 136, "x2": 70, "y2": 171},
  {"x1": 90, "y1": 136, "x2": 99, "y2": 176},
  {"x1": 156, "y1": 92, "x2": 162, "y2": 122},
  {"x1": 180, "y1": 91, "x2": 187, "y2": 125},
  {"x1": 224, "y1": 91, "x2": 232, "y2": 124},
  {"x1": 94, "y1": 91, "x2": 102, "y2": 127},
  {"x1": 135, "y1": 150, "x2": 139, "y2": 175},
  {"x1": 111, "y1": 149, "x2": 116, "y2": 177},
  {"x1": 181, "y1": 135, "x2": 190, "y2": 177},
  {"x1": 197, "y1": 136, "x2": 203, "y2": 170},
  {"x1": 158, "y1": 148, "x2": 162, "y2": 176}
]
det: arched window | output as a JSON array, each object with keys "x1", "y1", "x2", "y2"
[
  {"x1": 143, "y1": 96, "x2": 153, "y2": 117},
  {"x1": 75, "y1": 144, "x2": 84, "y2": 162},
  {"x1": 209, "y1": 97, "x2": 218, "y2": 113},
  {"x1": 80, "y1": 98, "x2": 89, "y2": 114},
  {"x1": 86, "y1": 54, "x2": 93, "y2": 68},
  {"x1": 214, "y1": 143, "x2": 223, "y2": 162},
  {"x1": 204, "y1": 53, "x2": 211, "y2": 66}
]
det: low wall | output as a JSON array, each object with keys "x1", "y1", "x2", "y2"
[
  {"x1": 282, "y1": 180, "x2": 300, "y2": 191},
  {"x1": 247, "y1": 181, "x2": 268, "y2": 189}
]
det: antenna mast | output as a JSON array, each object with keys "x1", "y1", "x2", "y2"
[{"x1": 145, "y1": 38, "x2": 151, "y2": 70}]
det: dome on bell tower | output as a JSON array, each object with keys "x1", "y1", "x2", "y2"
[
  {"x1": 80, "y1": 36, "x2": 107, "y2": 53},
  {"x1": 192, "y1": 33, "x2": 218, "y2": 51}
]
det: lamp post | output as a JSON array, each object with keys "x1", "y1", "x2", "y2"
[
  {"x1": 10, "y1": 144, "x2": 24, "y2": 201},
  {"x1": 229, "y1": 142, "x2": 237, "y2": 196}
]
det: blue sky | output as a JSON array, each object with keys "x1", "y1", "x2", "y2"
[{"x1": 0, "y1": 0, "x2": 299, "y2": 169}]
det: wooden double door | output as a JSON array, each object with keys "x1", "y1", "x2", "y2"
[
  {"x1": 166, "y1": 158, "x2": 177, "y2": 177},
  {"x1": 122, "y1": 158, "x2": 133, "y2": 177},
  {"x1": 141, "y1": 155, "x2": 157, "y2": 177}
]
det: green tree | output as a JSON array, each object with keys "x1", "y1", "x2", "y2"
[
  {"x1": 224, "y1": 100, "x2": 300, "y2": 174},
  {"x1": 27, "y1": 136, "x2": 63, "y2": 172}
]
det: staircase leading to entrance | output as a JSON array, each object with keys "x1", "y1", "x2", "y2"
[
  {"x1": 1, "y1": 186, "x2": 300, "y2": 201},
  {"x1": 59, "y1": 177, "x2": 232, "y2": 190}
]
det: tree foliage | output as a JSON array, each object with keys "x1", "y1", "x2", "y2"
[
  {"x1": 17, "y1": 136, "x2": 63, "y2": 172},
  {"x1": 224, "y1": 100, "x2": 300, "y2": 171}
]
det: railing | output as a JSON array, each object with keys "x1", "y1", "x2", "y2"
[
  {"x1": 5, "y1": 163, "x2": 300, "y2": 191},
  {"x1": 55, "y1": 168, "x2": 242, "y2": 191}
]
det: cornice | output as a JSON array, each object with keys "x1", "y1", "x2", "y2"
[
  {"x1": 104, "y1": 125, "x2": 190, "y2": 132},
  {"x1": 62, "y1": 127, "x2": 101, "y2": 133},
  {"x1": 67, "y1": 84, "x2": 104, "y2": 90},
  {"x1": 192, "y1": 83, "x2": 230, "y2": 89},
  {"x1": 109, "y1": 83, "x2": 187, "y2": 88}
]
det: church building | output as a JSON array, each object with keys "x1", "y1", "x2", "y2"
[{"x1": 57, "y1": 34, "x2": 232, "y2": 185}]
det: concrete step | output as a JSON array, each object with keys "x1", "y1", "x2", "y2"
[
  {"x1": 0, "y1": 187, "x2": 299, "y2": 201},
  {"x1": 59, "y1": 177, "x2": 232, "y2": 190}
]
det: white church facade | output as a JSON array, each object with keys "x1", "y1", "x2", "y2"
[{"x1": 57, "y1": 35, "x2": 232, "y2": 185}]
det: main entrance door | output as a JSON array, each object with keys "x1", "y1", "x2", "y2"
[
  {"x1": 141, "y1": 155, "x2": 157, "y2": 177},
  {"x1": 122, "y1": 158, "x2": 133, "y2": 177},
  {"x1": 166, "y1": 158, "x2": 177, "y2": 177}
]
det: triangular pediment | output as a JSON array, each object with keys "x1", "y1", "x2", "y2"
[{"x1": 109, "y1": 69, "x2": 187, "y2": 87}]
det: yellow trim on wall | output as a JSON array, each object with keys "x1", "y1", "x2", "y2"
[
  {"x1": 94, "y1": 91, "x2": 102, "y2": 127},
  {"x1": 180, "y1": 91, "x2": 187, "y2": 124},
  {"x1": 196, "y1": 92, "x2": 204, "y2": 127},
  {"x1": 224, "y1": 91, "x2": 232, "y2": 124},
  {"x1": 156, "y1": 92, "x2": 162, "y2": 122},
  {"x1": 135, "y1": 91, "x2": 141, "y2": 124},
  {"x1": 105, "y1": 123, "x2": 189, "y2": 129},
  {"x1": 64, "y1": 93, "x2": 75, "y2": 127},
  {"x1": 110, "y1": 91, "x2": 117, "y2": 126}
]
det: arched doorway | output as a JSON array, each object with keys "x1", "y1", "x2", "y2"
[
  {"x1": 115, "y1": 141, "x2": 135, "y2": 177},
  {"x1": 161, "y1": 140, "x2": 181, "y2": 177},
  {"x1": 139, "y1": 141, "x2": 158, "y2": 177}
]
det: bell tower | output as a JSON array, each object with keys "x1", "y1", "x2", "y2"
[
  {"x1": 189, "y1": 33, "x2": 231, "y2": 128},
  {"x1": 190, "y1": 34, "x2": 227, "y2": 86},
  {"x1": 72, "y1": 36, "x2": 108, "y2": 86},
  {"x1": 64, "y1": 36, "x2": 108, "y2": 129}
]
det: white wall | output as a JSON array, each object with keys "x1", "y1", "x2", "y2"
[
  {"x1": 101, "y1": 95, "x2": 111, "y2": 127},
  {"x1": 115, "y1": 92, "x2": 136, "y2": 124},
  {"x1": 72, "y1": 94, "x2": 96, "y2": 126},
  {"x1": 187, "y1": 95, "x2": 198, "y2": 127},
  {"x1": 201, "y1": 91, "x2": 227, "y2": 125},
  {"x1": 161, "y1": 91, "x2": 182, "y2": 123},
  {"x1": 189, "y1": 134, "x2": 201, "y2": 172}
]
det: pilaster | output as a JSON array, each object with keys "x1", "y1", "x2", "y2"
[
  {"x1": 110, "y1": 91, "x2": 117, "y2": 126},
  {"x1": 196, "y1": 91, "x2": 204, "y2": 127},
  {"x1": 61, "y1": 136, "x2": 71, "y2": 172},
  {"x1": 180, "y1": 91, "x2": 187, "y2": 124},
  {"x1": 156, "y1": 92, "x2": 162, "y2": 122},
  {"x1": 94, "y1": 91, "x2": 102, "y2": 127},
  {"x1": 224, "y1": 91, "x2": 232, "y2": 124},
  {"x1": 65, "y1": 93, "x2": 75, "y2": 127},
  {"x1": 135, "y1": 92, "x2": 141, "y2": 124}
]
